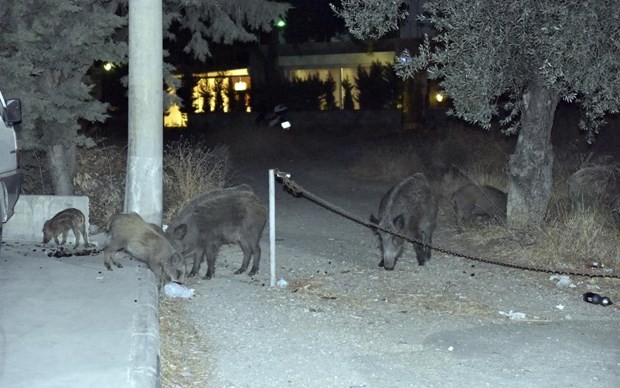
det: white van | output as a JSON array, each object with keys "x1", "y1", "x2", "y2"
[{"x1": 0, "y1": 91, "x2": 22, "y2": 252}]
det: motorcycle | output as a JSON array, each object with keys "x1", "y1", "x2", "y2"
[{"x1": 256, "y1": 104, "x2": 292, "y2": 130}]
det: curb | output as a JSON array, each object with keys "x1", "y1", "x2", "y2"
[{"x1": 130, "y1": 266, "x2": 161, "y2": 388}]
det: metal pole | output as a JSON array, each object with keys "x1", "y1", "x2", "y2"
[{"x1": 269, "y1": 169, "x2": 276, "y2": 287}]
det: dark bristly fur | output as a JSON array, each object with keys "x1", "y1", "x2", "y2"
[
  {"x1": 370, "y1": 173, "x2": 438, "y2": 270},
  {"x1": 168, "y1": 185, "x2": 267, "y2": 280},
  {"x1": 452, "y1": 183, "x2": 507, "y2": 232},
  {"x1": 102, "y1": 212, "x2": 185, "y2": 285}
]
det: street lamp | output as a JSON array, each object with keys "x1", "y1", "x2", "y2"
[{"x1": 275, "y1": 17, "x2": 286, "y2": 29}]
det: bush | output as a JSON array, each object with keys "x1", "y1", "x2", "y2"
[
  {"x1": 355, "y1": 61, "x2": 402, "y2": 110},
  {"x1": 342, "y1": 77, "x2": 354, "y2": 110},
  {"x1": 74, "y1": 144, "x2": 127, "y2": 230},
  {"x1": 163, "y1": 139, "x2": 233, "y2": 223}
]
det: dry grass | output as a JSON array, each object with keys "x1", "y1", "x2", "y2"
[
  {"x1": 536, "y1": 206, "x2": 620, "y2": 269},
  {"x1": 21, "y1": 150, "x2": 53, "y2": 195},
  {"x1": 74, "y1": 145, "x2": 127, "y2": 229},
  {"x1": 160, "y1": 297, "x2": 214, "y2": 388},
  {"x1": 23, "y1": 139, "x2": 234, "y2": 229},
  {"x1": 286, "y1": 274, "x2": 497, "y2": 318},
  {"x1": 348, "y1": 123, "x2": 619, "y2": 275},
  {"x1": 348, "y1": 142, "x2": 426, "y2": 181},
  {"x1": 163, "y1": 140, "x2": 233, "y2": 223},
  {"x1": 348, "y1": 125, "x2": 509, "y2": 187}
]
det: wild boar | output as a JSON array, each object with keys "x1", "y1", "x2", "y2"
[
  {"x1": 370, "y1": 173, "x2": 438, "y2": 269},
  {"x1": 168, "y1": 188, "x2": 267, "y2": 280},
  {"x1": 180, "y1": 184, "x2": 254, "y2": 210},
  {"x1": 42, "y1": 208, "x2": 91, "y2": 249},
  {"x1": 102, "y1": 212, "x2": 185, "y2": 284},
  {"x1": 452, "y1": 183, "x2": 507, "y2": 232}
]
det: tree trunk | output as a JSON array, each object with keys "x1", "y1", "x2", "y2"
[
  {"x1": 47, "y1": 142, "x2": 77, "y2": 195},
  {"x1": 507, "y1": 80, "x2": 560, "y2": 228}
]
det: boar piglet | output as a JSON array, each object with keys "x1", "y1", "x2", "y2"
[
  {"x1": 42, "y1": 208, "x2": 91, "y2": 249},
  {"x1": 168, "y1": 189, "x2": 267, "y2": 280},
  {"x1": 452, "y1": 183, "x2": 506, "y2": 232},
  {"x1": 370, "y1": 173, "x2": 438, "y2": 269},
  {"x1": 102, "y1": 212, "x2": 185, "y2": 284}
]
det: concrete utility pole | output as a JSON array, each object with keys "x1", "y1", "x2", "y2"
[{"x1": 125, "y1": 0, "x2": 163, "y2": 225}]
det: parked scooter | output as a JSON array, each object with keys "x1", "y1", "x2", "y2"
[{"x1": 256, "y1": 104, "x2": 292, "y2": 130}]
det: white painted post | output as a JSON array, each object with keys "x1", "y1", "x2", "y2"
[
  {"x1": 125, "y1": 0, "x2": 163, "y2": 225},
  {"x1": 269, "y1": 169, "x2": 276, "y2": 287}
]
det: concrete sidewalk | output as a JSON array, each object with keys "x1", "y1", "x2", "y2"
[{"x1": 0, "y1": 237, "x2": 160, "y2": 388}]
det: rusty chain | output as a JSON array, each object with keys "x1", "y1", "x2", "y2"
[{"x1": 274, "y1": 169, "x2": 620, "y2": 280}]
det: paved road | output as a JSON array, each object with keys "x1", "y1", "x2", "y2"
[{"x1": 0, "y1": 238, "x2": 159, "y2": 388}]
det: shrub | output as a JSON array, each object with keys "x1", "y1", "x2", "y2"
[
  {"x1": 355, "y1": 61, "x2": 402, "y2": 110},
  {"x1": 535, "y1": 205, "x2": 620, "y2": 269},
  {"x1": 342, "y1": 77, "x2": 354, "y2": 110},
  {"x1": 21, "y1": 149, "x2": 53, "y2": 195},
  {"x1": 289, "y1": 72, "x2": 325, "y2": 110},
  {"x1": 74, "y1": 144, "x2": 127, "y2": 230},
  {"x1": 163, "y1": 139, "x2": 233, "y2": 223},
  {"x1": 348, "y1": 141, "x2": 426, "y2": 182},
  {"x1": 323, "y1": 73, "x2": 337, "y2": 110}
]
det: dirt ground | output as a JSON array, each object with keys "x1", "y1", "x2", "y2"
[{"x1": 160, "y1": 132, "x2": 619, "y2": 388}]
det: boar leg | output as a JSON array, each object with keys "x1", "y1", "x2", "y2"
[
  {"x1": 103, "y1": 249, "x2": 124, "y2": 270},
  {"x1": 60, "y1": 229, "x2": 69, "y2": 245},
  {"x1": 71, "y1": 226, "x2": 81, "y2": 249},
  {"x1": 248, "y1": 242, "x2": 261, "y2": 276},
  {"x1": 148, "y1": 259, "x2": 166, "y2": 284},
  {"x1": 188, "y1": 248, "x2": 204, "y2": 278},
  {"x1": 235, "y1": 240, "x2": 253, "y2": 275},
  {"x1": 80, "y1": 224, "x2": 92, "y2": 247},
  {"x1": 202, "y1": 245, "x2": 217, "y2": 280}
]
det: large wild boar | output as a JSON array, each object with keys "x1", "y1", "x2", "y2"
[
  {"x1": 370, "y1": 173, "x2": 438, "y2": 269},
  {"x1": 102, "y1": 212, "x2": 185, "y2": 284},
  {"x1": 452, "y1": 183, "x2": 507, "y2": 232},
  {"x1": 42, "y1": 208, "x2": 91, "y2": 249},
  {"x1": 168, "y1": 187, "x2": 267, "y2": 280}
]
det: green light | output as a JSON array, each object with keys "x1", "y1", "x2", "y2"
[{"x1": 275, "y1": 18, "x2": 286, "y2": 29}]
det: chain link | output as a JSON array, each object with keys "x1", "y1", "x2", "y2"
[{"x1": 274, "y1": 169, "x2": 619, "y2": 280}]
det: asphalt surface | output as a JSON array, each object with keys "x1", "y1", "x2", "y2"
[{"x1": 0, "y1": 235, "x2": 159, "y2": 388}]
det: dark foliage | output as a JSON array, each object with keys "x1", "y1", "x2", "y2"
[{"x1": 356, "y1": 61, "x2": 402, "y2": 110}]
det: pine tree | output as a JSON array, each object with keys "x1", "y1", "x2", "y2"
[
  {"x1": 0, "y1": 0, "x2": 290, "y2": 195},
  {"x1": 0, "y1": 0, "x2": 127, "y2": 195}
]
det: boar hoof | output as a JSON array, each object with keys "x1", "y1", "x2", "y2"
[
  {"x1": 378, "y1": 259, "x2": 385, "y2": 268},
  {"x1": 202, "y1": 273, "x2": 213, "y2": 280},
  {"x1": 248, "y1": 268, "x2": 258, "y2": 276},
  {"x1": 234, "y1": 268, "x2": 245, "y2": 275}
]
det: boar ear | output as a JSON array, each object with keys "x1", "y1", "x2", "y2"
[
  {"x1": 173, "y1": 224, "x2": 188, "y2": 239},
  {"x1": 393, "y1": 215, "x2": 405, "y2": 231}
]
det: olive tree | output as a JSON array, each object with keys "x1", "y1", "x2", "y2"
[{"x1": 333, "y1": 0, "x2": 620, "y2": 227}]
